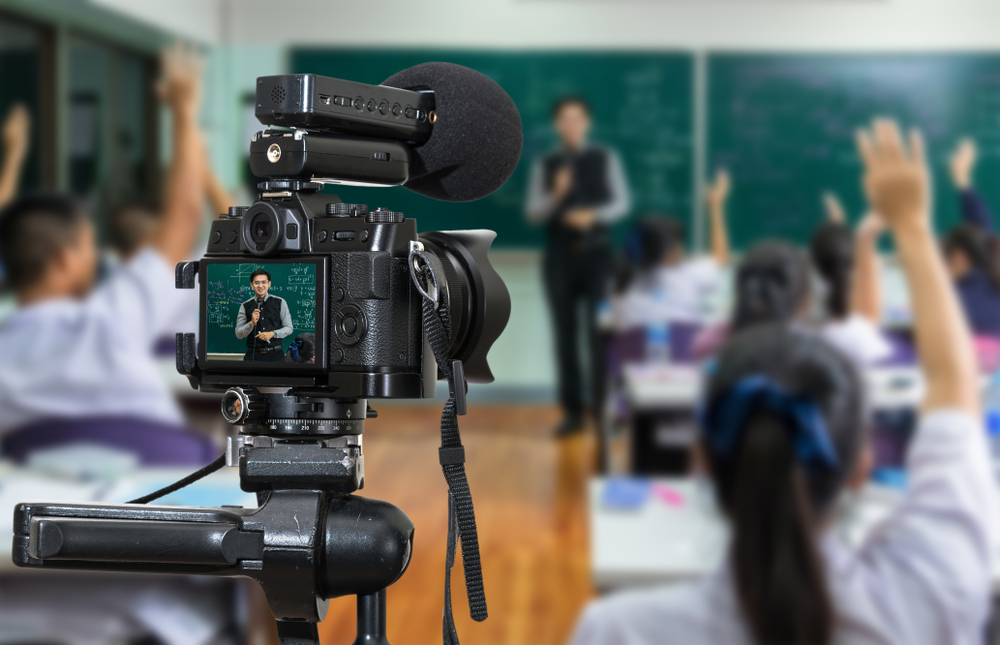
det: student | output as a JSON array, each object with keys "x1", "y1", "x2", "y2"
[
  {"x1": 571, "y1": 120, "x2": 996, "y2": 645},
  {"x1": 525, "y1": 95, "x2": 631, "y2": 436},
  {"x1": 109, "y1": 149, "x2": 235, "y2": 262},
  {"x1": 0, "y1": 43, "x2": 205, "y2": 435},
  {"x1": 947, "y1": 139, "x2": 1000, "y2": 338},
  {"x1": 691, "y1": 239, "x2": 811, "y2": 357},
  {"x1": 235, "y1": 268, "x2": 293, "y2": 362},
  {"x1": 287, "y1": 332, "x2": 316, "y2": 363},
  {"x1": 612, "y1": 170, "x2": 730, "y2": 330},
  {"x1": 809, "y1": 194, "x2": 892, "y2": 364},
  {"x1": 0, "y1": 103, "x2": 30, "y2": 209}
]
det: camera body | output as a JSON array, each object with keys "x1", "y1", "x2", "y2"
[{"x1": 189, "y1": 185, "x2": 434, "y2": 399}]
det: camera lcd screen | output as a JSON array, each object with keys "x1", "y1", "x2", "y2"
[{"x1": 203, "y1": 260, "x2": 323, "y2": 365}]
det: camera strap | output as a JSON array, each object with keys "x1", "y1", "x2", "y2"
[{"x1": 410, "y1": 244, "x2": 489, "y2": 644}]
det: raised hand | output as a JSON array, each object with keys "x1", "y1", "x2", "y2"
[
  {"x1": 949, "y1": 138, "x2": 977, "y2": 191},
  {"x1": 856, "y1": 119, "x2": 930, "y2": 232},
  {"x1": 2, "y1": 103, "x2": 30, "y2": 161},
  {"x1": 822, "y1": 192, "x2": 847, "y2": 225},
  {"x1": 156, "y1": 41, "x2": 204, "y2": 120},
  {"x1": 705, "y1": 168, "x2": 731, "y2": 211}
]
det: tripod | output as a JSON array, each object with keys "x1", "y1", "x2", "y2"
[{"x1": 12, "y1": 390, "x2": 412, "y2": 645}]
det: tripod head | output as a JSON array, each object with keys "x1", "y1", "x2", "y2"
[{"x1": 13, "y1": 390, "x2": 412, "y2": 644}]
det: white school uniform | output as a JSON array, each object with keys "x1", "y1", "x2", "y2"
[
  {"x1": 820, "y1": 314, "x2": 893, "y2": 366},
  {"x1": 571, "y1": 410, "x2": 998, "y2": 645},
  {"x1": 0, "y1": 248, "x2": 192, "y2": 435},
  {"x1": 613, "y1": 258, "x2": 723, "y2": 331}
]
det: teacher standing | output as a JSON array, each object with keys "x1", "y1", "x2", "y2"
[
  {"x1": 235, "y1": 268, "x2": 293, "y2": 362},
  {"x1": 526, "y1": 96, "x2": 631, "y2": 437}
]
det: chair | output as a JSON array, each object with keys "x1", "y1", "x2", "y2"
[{"x1": 1, "y1": 416, "x2": 218, "y2": 467}]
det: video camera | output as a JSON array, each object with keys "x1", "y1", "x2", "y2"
[{"x1": 12, "y1": 63, "x2": 522, "y2": 645}]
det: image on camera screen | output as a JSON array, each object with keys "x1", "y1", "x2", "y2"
[{"x1": 205, "y1": 262, "x2": 318, "y2": 363}]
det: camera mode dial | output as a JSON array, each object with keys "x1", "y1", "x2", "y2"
[
  {"x1": 226, "y1": 206, "x2": 250, "y2": 219},
  {"x1": 366, "y1": 208, "x2": 404, "y2": 224},
  {"x1": 326, "y1": 203, "x2": 369, "y2": 217}
]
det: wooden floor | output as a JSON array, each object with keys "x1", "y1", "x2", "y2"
[{"x1": 316, "y1": 404, "x2": 596, "y2": 645}]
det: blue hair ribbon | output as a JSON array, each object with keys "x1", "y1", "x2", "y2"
[
  {"x1": 288, "y1": 340, "x2": 303, "y2": 361},
  {"x1": 698, "y1": 375, "x2": 839, "y2": 473}
]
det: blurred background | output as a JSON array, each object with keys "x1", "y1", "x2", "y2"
[{"x1": 3, "y1": 0, "x2": 1000, "y2": 644}]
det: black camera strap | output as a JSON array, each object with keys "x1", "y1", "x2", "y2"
[{"x1": 410, "y1": 244, "x2": 488, "y2": 644}]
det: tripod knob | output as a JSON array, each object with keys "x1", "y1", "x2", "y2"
[{"x1": 221, "y1": 387, "x2": 267, "y2": 425}]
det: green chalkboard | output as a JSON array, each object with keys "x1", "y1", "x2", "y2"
[
  {"x1": 290, "y1": 49, "x2": 695, "y2": 248},
  {"x1": 709, "y1": 53, "x2": 1000, "y2": 249},
  {"x1": 205, "y1": 262, "x2": 317, "y2": 358}
]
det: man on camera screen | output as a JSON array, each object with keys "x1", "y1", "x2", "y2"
[{"x1": 235, "y1": 268, "x2": 293, "y2": 362}]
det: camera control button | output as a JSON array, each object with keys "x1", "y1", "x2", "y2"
[
  {"x1": 404, "y1": 106, "x2": 416, "y2": 119},
  {"x1": 332, "y1": 349, "x2": 344, "y2": 363},
  {"x1": 317, "y1": 229, "x2": 328, "y2": 243},
  {"x1": 286, "y1": 223, "x2": 298, "y2": 239},
  {"x1": 334, "y1": 231, "x2": 356, "y2": 241},
  {"x1": 359, "y1": 230, "x2": 370, "y2": 243},
  {"x1": 391, "y1": 103, "x2": 402, "y2": 116},
  {"x1": 336, "y1": 304, "x2": 367, "y2": 346},
  {"x1": 228, "y1": 230, "x2": 239, "y2": 244},
  {"x1": 378, "y1": 100, "x2": 389, "y2": 115},
  {"x1": 334, "y1": 287, "x2": 345, "y2": 301},
  {"x1": 212, "y1": 231, "x2": 222, "y2": 244},
  {"x1": 354, "y1": 96, "x2": 364, "y2": 111}
]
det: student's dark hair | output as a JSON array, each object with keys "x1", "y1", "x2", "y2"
[
  {"x1": 618, "y1": 215, "x2": 685, "y2": 291},
  {"x1": 810, "y1": 222, "x2": 854, "y2": 320},
  {"x1": 109, "y1": 198, "x2": 160, "y2": 258},
  {"x1": 732, "y1": 241, "x2": 811, "y2": 332},
  {"x1": 551, "y1": 95, "x2": 591, "y2": 120},
  {"x1": 249, "y1": 269, "x2": 271, "y2": 283},
  {"x1": 0, "y1": 193, "x2": 88, "y2": 291},
  {"x1": 703, "y1": 325, "x2": 866, "y2": 645},
  {"x1": 944, "y1": 224, "x2": 1000, "y2": 289}
]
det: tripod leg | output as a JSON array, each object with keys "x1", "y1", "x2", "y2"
[
  {"x1": 276, "y1": 620, "x2": 320, "y2": 645},
  {"x1": 352, "y1": 588, "x2": 390, "y2": 645}
]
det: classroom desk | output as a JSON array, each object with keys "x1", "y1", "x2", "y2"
[
  {"x1": 589, "y1": 477, "x2": 1000, "y2": 591},
  {"x1": 623, "y1": 363, "x2": 926, "y2": 412},
  {"x1": 0, "y1": 461, "x2": 257, "y2": 573}
]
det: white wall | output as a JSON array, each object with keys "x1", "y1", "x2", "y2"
[{"x1": 224, "y1": 0, "x2": 1000, "y2": 51}]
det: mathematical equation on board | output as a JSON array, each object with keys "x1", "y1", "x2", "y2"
[{"x1": 206, "y1": 264, "x2": 317, "y2": 330}]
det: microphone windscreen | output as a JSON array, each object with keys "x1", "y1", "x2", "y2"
[{"x1": 382, "y1": 63, "x2": 522, "y2": 202}]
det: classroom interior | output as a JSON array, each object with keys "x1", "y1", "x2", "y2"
[{"x1": 3, "y1": 0, "x2": 1000, "y2": 644}]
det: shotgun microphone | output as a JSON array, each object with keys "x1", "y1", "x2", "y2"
[{"x1": 252, "y1": 63, "x2": 522, "y2": 202}]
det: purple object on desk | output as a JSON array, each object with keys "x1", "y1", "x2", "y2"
[
  {"x1": 1, "y1": 416, "x2": 218, "y2": 466},
  {"x1": 876, "y1": 329, "x2": 918, "y2": 367}
]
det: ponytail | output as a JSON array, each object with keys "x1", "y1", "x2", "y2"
[
  {"x1": 702, "y1": 325, "x2": 866, "y2": 645},
  {"x1": 810, "y1": 222, "x2": 854, "y2": 321},
  {"x1": 730, "y1": 412, "x2": 834, "y2": 645}
]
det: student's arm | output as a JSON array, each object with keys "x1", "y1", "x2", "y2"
[
  {"x1": 850, "y1": 212, "x2": 885, "y2": 324},
  {"x1": 852, "y1": 121, "x2": 996, "y2": 641},
  {"x1": 150, "y1": 43, "x2": 206, "y2": 267},
  {"x1": 0, "y1": 104, "x2": 30, "y2": 209},
  {"x1": 594, "y1": 150, "x2": 631, "y2": 224},
  {"x1": 705, "y1": 168, "x2": 731, "y2": 266},
  {"x1": 860, "y1": 120, "x2": 978, "y2": 416},
  {"x1": 204, "y1": 156, "x2": 233, "y2": 218},
  {"x1": 950, "y1": 138, "x2": 996, "y2": 234}
]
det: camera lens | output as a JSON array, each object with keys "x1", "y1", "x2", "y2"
[{"x1": 418, "y1": 231, "x2": 511, "y2": 384}]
